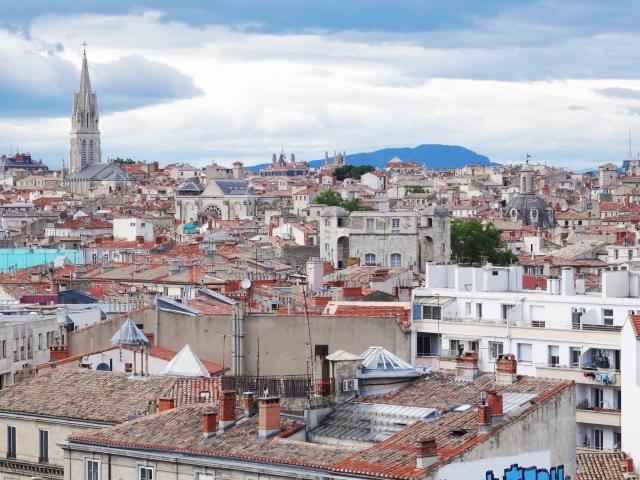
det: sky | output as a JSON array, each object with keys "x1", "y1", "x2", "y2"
[{"x1": 2, "y1": 0, "x2": 640, "y2": 169}]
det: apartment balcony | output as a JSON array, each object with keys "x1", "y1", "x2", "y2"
[
  {"x1": 536, "y1": 365, "x2": 620, "y2": 387},
  {"x1": 415, "y1": 316, "x2": 622, "y2": 345},
  {"x1": 576, "y1": 408, "x2": 621, "y2": 428}
]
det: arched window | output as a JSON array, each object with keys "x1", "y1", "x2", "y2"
[
  {"x1": 510, "y1": 209, "x2": 519, "y2": 221},
  {"x1": 390, "y1": 253, "x2": 402, "y2": 268},
  {"x1": 89, "y1": 140, "x2": 94, "y2": 163},
  {"x1": 81, "y1": 141, "x2": 87, "y2": 165},
  {"x1": 530, "y1": 208, "x2": 539, "y2": 223},
  {"x1": 364, "y1": 253, "x2": 376, "y2": 265}
]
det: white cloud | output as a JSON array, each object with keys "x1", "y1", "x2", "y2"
[{"x1": 2, "y1": 9, "x2": 640, "y2": 168}]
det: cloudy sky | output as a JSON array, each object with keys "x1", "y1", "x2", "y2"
[{"x1": 2, "y1": 0, "x2": 640, "y2": 169}]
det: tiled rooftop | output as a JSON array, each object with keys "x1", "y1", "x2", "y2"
[
  {"x1": 0, "y1": 370, "x2": 176, "y2": 423},
  {"x1": 576, "y1": 451, "x2": 635, "y2": 480}
]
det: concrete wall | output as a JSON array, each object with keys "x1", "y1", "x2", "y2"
[
  {"x1": 69, "y1": 310, "x2": 411, "y2": 378},
  {"x1": 434, "y1": 386, "x2": 576, "y2": 480}
]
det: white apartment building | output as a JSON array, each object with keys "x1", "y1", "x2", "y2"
[
  {"x1": 112, "y1": 217, "x2": 155, "y2": 242},
  {"x1": 411, "y1": 263, "x2": 637, "y2": 451}
]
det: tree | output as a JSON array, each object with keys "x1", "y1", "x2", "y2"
[
  {"x1": 409, "y1": 186, "x2": 425, "y2": 194},
  {"x1": 314, "y1": 189, "x2": 373, "y2": 212},
  {"x1": 334, "y1": 165, "x2": 375, "y2": 181},
  {"x1": 314, "y1": 189, "x2": 343, "y2": 207},
  {"x1": 450, "y1": 219, "x2": 517, "y2": 265}
]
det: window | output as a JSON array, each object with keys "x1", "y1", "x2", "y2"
[
  {"x1": 366, "y1": 218, "x2": 375, "y2": 231},
  {"x1": 489, "y1": 342, "x2": 503, "y2": 360},
  {"x1": 39, "y1": 429, "x2": 48, "y2": 463},
  {"x1": 548, "y1": 345, "x2": 559, "y2": 367},
  {"x1": 6, "y1": 425, "x2": 15, "y2": 458},
  {"x1": 603, "y1": 309, "x2": 614, "y2": 326},
  {"x1": 570, "y1": 347, "x2": 581, "y2": 368},
  {"x1": 476, "y1": 303, "x2": 483, "y2": 319},
  {"x1": 139, "y1": 466, "x2": 154, "y2": 480},
  {"x1": 517, "y1": 343, "x2": 532, "y2": 363},
  {"x1": 198, "y1": 475, "x2": 214, "y2": 480},
  {"x1": 38, "y1": 334, "x2": 43, "y2": 351},
  {"x1": 416, "y1": 333, "x2": 433, "y2": 356},
  {"x1": 422, "y1": 305, "x2": 441, "y2": 320},
  {"x1": 391, "y1": 218, "x2": 400, "y2": 231},
  {"x1": 86, "y1": 458, "x2": 100, "y2": 480},
  {"x1": 324, "y1": 219, "x2": 330, "y2": 227},
  {"x1": 427, "y1": 217, "x2": 433, "y2": 228},
  {"x1": 390, "y1": 253, "x2": 402, "y2": 268},
  {"x1": 594, "y1": 429, "x2": 604, "y2": 450},
  {"x1": 364, "y1": 253, "x2": 376, "y2": 265},
  {"x1": 593, "y1": 388, "x2": 604, "y2": 409},
  {"x1": 501, "y1": 304, "x2": 515, "y2": 321}
]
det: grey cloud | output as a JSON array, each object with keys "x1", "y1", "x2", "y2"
[
  {"x1": 596, "y1": 87, "x2": 640, "y2": 100},
  {"x1": 0, "y1": 41, "x2": 202, "y2": 117}
]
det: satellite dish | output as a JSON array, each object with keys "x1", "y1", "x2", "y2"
[{"x1": 241, "y1": 278, "x2": 252, "y2": 289}]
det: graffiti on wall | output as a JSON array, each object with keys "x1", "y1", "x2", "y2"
[{"x1": 485, "y1": 464, "x2": 569, "y2": 480}]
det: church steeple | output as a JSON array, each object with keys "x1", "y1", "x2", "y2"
[{"x1": 69, "y1": 44, "x2": 101, "y2": 174}]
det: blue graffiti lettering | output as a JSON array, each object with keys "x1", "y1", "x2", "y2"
[{"x1": 482, "y1": 464, "x2": 569, "y2": 480}]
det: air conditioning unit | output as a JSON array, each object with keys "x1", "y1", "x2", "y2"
[{"x1": 342, "y1": 378, "x2": 359, "y2": 392}]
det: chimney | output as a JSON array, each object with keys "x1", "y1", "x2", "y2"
[
  {"x1": 219, "y1": 390, "x2": 237, "y2": 430},
  {"x1": 415, "y1": 437, "x2": 438, "y2": 469},
  {"x1": 478, "y1": 403, "x2": 490, "y2": 434},
  {"x1": 454, "y1": 351, "x2": 480, "y2": 383},
  {"x1": 486, "y1": 390, "x2": 503, "y2": 425},
  {"x1": 243, "y1": 392, "x2": 256, "y2": 417},
  {"x1": 158, "y1": 397, "x2": 175, "y2": 412},
  {"x1": 202, "y1": 411, "x2": 219, "y2": 439},
  {"x1": 625, "y1": 457, "x2": 634, "y2": 475},
  {"x1": 258, "y1": 397, "x2": 281, "y2": 439},
  {"x1": 561, "y1": 267, "x2": 575, "y2": 295},
  {"x1": 495, "y1": 353, "x2": 518, "y2": 385},
  {"x1": 49, "y1": 344, "x2": 69, "y2": 362}
]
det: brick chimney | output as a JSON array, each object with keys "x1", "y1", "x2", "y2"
[
  {"x1": 416, "y1": 437, "x2": 438, "y2": 469},
  {"x1": 455, "y1": 350, "x2": 480, "y2": 383},
  {"x1": 158, "y1": 397, "x2": 175, "y2": 412},
  {"x1": 478, "y1": 403, "x2": 490, "y2": 434},
  {"x1": 49, "y1": 345, "x2": 69, "y2": 362},
  {"x1": 486, "y1": 390, "x2": 503, "y2": 425},
  {"x1": 495, "y1": 353, "x2": 518, "y2": 385},
  {"x1": 202, "y1": 411, "x2": 218, "y2": 439},
  {"x1": 243, "y1": 392, "x2": 255, "y2": 417},
  {"x1": 219, "y1": 390, "x2": 237, "y2": 430},
  {"x1": 258, "y1": 397, "x2": 281, "y2": 439}
]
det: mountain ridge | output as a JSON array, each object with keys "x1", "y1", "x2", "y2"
[{"x1": 247, "y1": 144, "x2": 493, "y2": 171}]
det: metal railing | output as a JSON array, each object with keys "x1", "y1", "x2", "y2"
[
  {"x1": 0, "y1": 458, "x2": 62, "y2": 479},
  {"x1": 418, "y1": 315, "x2": 623, "y2": 333},
  {"x1": 220, "y1": 374, "x2": 329, "y2": 398}
]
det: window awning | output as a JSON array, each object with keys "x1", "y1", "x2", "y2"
[{"x1": 413, "y1": 295, "x2": 455, "y2": 306}]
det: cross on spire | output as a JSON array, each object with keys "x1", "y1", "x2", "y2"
[{"x1": 82, "y1": 41, "x2": 88, "y2": 55}]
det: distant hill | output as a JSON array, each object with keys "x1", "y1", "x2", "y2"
[{"x1": 247, "y1": 144, "x2": 493, "y2": 171}]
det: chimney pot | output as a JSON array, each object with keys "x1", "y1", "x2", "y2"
[
  {"x1": 219, "y1": 390, "x2": 237, "y2": 430},
  {"x1": 258, "y1": 396, "x2": 281, "y2": 439},
  {"x1": 158, "y1": 397, "x2": 175, "y2": 412},
  {"x1": 416, "y1": 437, "x2": 438, "y2": 469},
  {"x1": 495, "y1": 353, "x2": 518, "y2": 385},
  {"x1": 243, "y1": 392, "x2": 255, "y2": 416},
  {"x1": 454, "y1": 350, "x2": 480, "y2": 383},
  {"x1": 203, "y1": 411, "x2": 219, "y2": 438},
  {"x1": 478, "y1": 404, "x2": 490, "y2": 433}
]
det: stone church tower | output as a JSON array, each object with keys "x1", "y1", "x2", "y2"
[{"x1": 69, "y1": 48, "x2": 101, "y2": 174}]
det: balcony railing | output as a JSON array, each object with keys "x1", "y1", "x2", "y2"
[
  {"x1": 417, "y1": 315, "x2": 623, "y2": 333},
  {"x1": 0, "y1": 457, "x2": 62, "y2": 479}
]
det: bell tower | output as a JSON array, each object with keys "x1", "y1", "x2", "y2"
[{"x1": 69, "y1": 44, "x2": 101, "y2": 174}]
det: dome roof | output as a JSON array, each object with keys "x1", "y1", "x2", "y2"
[{"x1": 504, "y1": 194, "x2": 554, "y2": 229}]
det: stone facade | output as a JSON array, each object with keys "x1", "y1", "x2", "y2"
[
  {"x1": 175, "y1": 179, "x2": 258, "y2": 223},
  {"x1": 320, "y1": 207, "x2": 451, "y2": 271}
]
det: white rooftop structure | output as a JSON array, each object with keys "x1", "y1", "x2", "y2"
[
  {"x1": 326, "y1": 349, "x2": 363, "y2": 362},
  {"x1": 164, "y1": 345, "x2": 210, "y2": 378},
  {"x1": 358, "y1": 346, "x2": 421, "y2": 379},
  {"x1": 110, "y1": 318, "x2": 148, "y2": 346}
]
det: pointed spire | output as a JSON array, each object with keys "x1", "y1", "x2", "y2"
[{"x1": 79, "y1": 48, "x2": 92, "y2": 99}]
